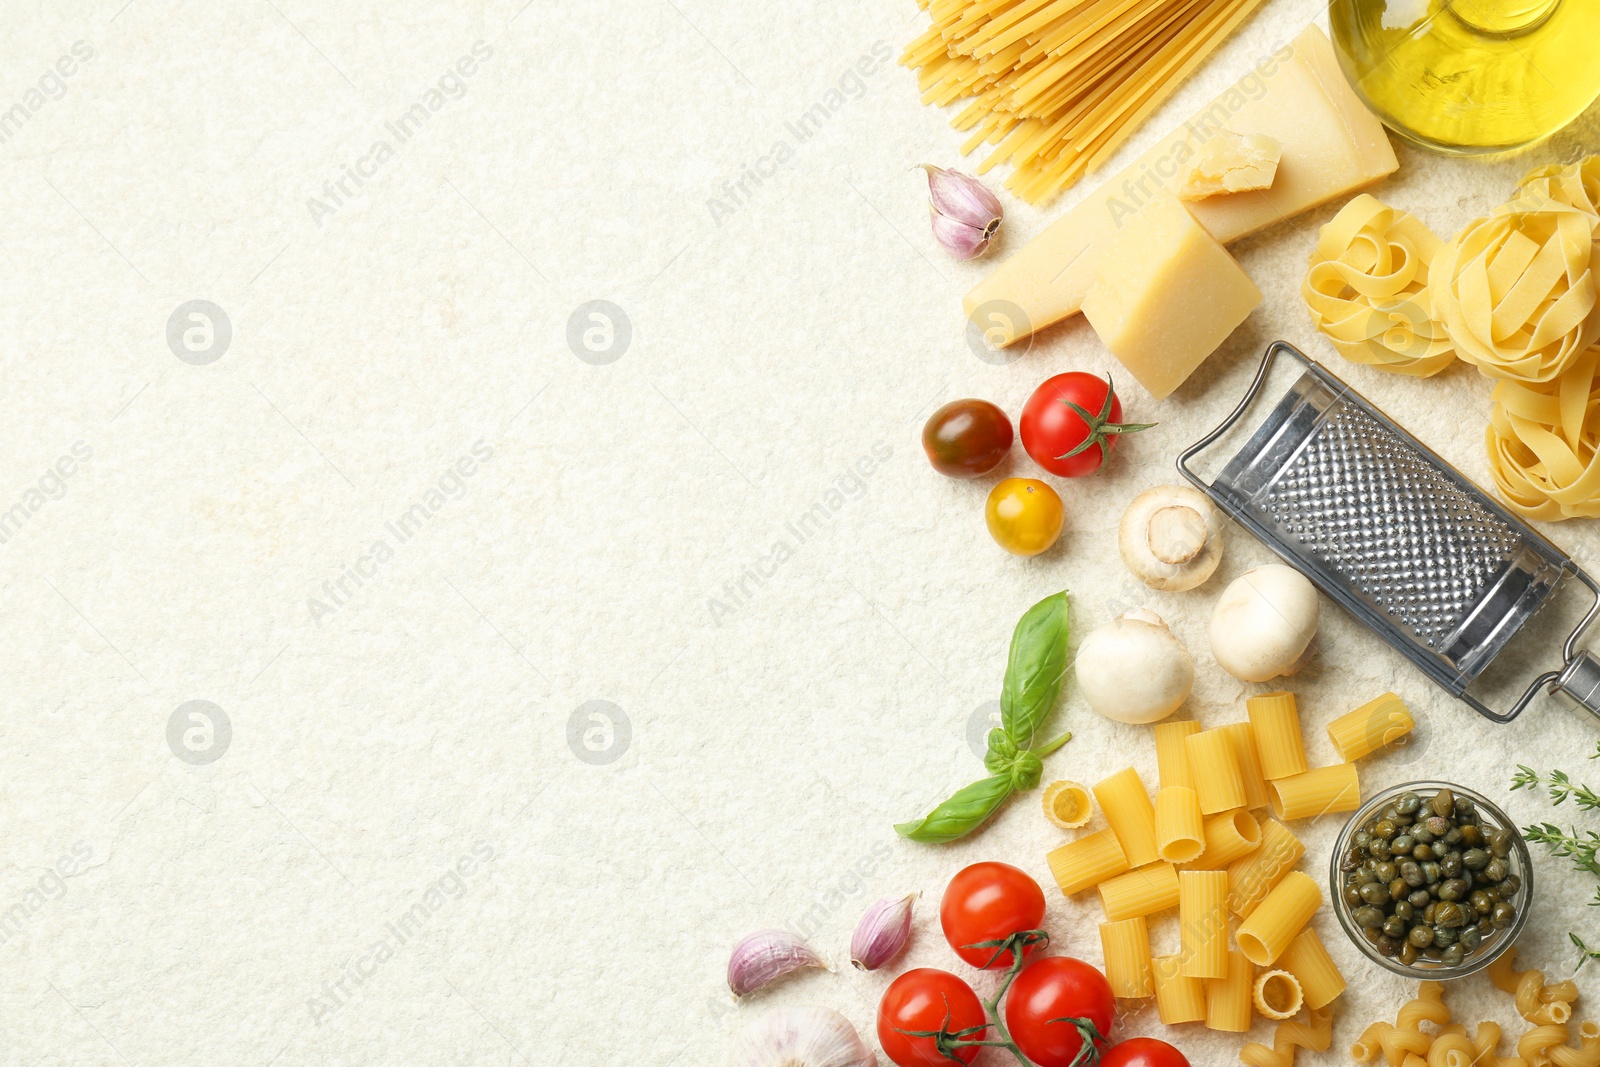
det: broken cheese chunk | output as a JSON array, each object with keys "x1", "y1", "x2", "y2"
[
  {"x1": 1179, "y1": 131, "x2": 1282, "y2": 200},
  {"x1": 1081, "y1": 195, "x2": 1261, "y2": 401}
]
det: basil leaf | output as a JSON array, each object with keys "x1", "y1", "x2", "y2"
[
  {"x1": 1000, "y1": 591, "x2": 1070, "y2": 749},
  {"x1": 894, "y1": 775, "x2": 1014, "y2": 844}
]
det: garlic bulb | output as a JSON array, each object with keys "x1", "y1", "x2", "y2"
[
  {"x1": 728, "y1": 930, "x2": 825, "y2": 997},
  {"x1": 850, "y1": 893, "x2": 916, "y2": 971},
  {"x1": 921, "y1": 165, "x2": 1003, "y2": 259},
  {"x1": 732, "y1": 1006, "x2": 876, "y2": 1067}
]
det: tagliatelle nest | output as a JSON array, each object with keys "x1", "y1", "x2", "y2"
[
  {"x1": 1431, "y1": 192, "x2": 1600, "y2": 384},
  {"x1": 1517, "y1": 155, "x2": 1600, "y2": 219},
  {"x1": 1302, "y1": 193, "x2": 1455, "y2": 376},
  {"x1": 1486, "y1": 347, "x2": 1600, "y2": 520}
]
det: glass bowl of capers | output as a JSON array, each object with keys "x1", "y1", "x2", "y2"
[{"x1": 1330, "y1": 780, "x2": 1530, "y2": 978}]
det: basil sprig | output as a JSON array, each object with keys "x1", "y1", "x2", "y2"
[{"x1": 895, "y1": 591, "x2": 1072, "y2": 844}]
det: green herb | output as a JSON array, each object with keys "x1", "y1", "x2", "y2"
[
  {"x1": 1574, "y1": 933, "x2": 1600, "y2": 973},
  {"x1": 896, "y1": 592, "x2": 1072, "y2": 844},
  {"x1": 1511, "y1": 762, "x2": 1600, "y2": 969}
]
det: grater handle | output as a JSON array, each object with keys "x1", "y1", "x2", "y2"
[
  {"x1": 1176, "y1": 341, "x2": 1305, "y2": 493},
  {"x1": 1550, "y1": 569, "x2": 1600, "y2": 724}
]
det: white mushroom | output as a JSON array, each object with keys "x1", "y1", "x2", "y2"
[
  {"x1": 1119, "y1": 486, "x2": 1224, "y2": 591},
  {"x1": 1075, "y1": 609, "x2": 1194, "y2": 724},
  {"x1": 1209, "y1": 564, "x2": 1320, "y2": 682}
]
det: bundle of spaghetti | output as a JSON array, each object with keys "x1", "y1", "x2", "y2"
[
  {"x1": 899, "y1": 0, "x2": 1272, "y2": 203},
  {"x1": 1238, "y1": 1005, "x2": 1331, "y2": 1067},
  {"x1": 1488, "y1": 946, "x2": 1581, "y2": 1026}
]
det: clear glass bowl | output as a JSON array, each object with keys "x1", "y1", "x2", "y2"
[{"x1": 1329, "y1": 780, "x2": 1532, "y2": 979}]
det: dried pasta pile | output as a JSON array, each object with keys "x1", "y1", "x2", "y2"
[
  {"x1": 1302, "y1": 156, "x2": 1600, "y2": 520},
  {"x1": 900, "y1": 0, "x2": 1271, "y2": 204},
  {"x1": 1043, "y1": 690, "x2": 1417, "y2": 1064},
  {"x1": 1352, "y1": 953, "x2": 1600, "y2": 1066}
]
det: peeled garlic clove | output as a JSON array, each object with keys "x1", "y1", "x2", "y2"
[
  {"x1": 850, "y1": 892, "x2": 916, "y2": 970},
  {"x1": 728, "y1": 929, "x2": 826, "y2": 997},
  {"x1": 921, "y1": 164, "x2": 1002, "y2": 259},
  {"x1": 732, "y1": 1006, "x2": 876, "y2": 1067}
]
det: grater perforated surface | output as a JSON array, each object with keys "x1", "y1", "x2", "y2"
[{"x1": 1253, "y1": 402, "x2": 1524, "y2": 652}]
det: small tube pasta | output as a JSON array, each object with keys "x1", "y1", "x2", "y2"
[
  {"x1": 1099, "y1": 862, "x2": 1180, "y2": 921},
  {"x1": 1517, "y1": 1024, "x2": 1570, "y2": 1064},
  {"x1": 1228, "y1": 819, "x2": 1305, "y2": 917},
  {"x1": 1236, "y1": 870, "x2": 1321, "y2": 965},
  {"x1": 1241, "y1": 1005, "x2": 1332, "y2": 1067},
  {"x1": 1326, "y1": 693, "x2": 1415, "y2": 761},
  {"x1": 1152, "y1": 955, "x2": 1206, "y2": 1024},
  {"x1": 1253, "y1": 970, "x2": 1303, "y2": 1020},
  {"x1": 1184, "y1": 808, "x2": 1262, "y2": 870},
  {"x1": 1488, "y1": 946, "x2": 1581, "y2": 1024},
  {"x1": 1043, "y1": 779, "x2": 1094, "y2": 829},
  {"x1": 1269, "y1": 763, "x2": 1360, "y2": 821},
  {"x1": 1178, "y1": 870, "x2": 1229, "y2": 979},
  {"x1": 1350, "y1": 1021, "x2": 1395, "y2": 1063},
  {"x1": 1247, "y1": 692, "x2": 1309, "y2": 779},
  {"x1": 1224, "y1": 722, "x2": 1273, "y2": 810},
  {"x1": 1186, "y1": 728, "x2": 1246, "y2": 814},
  {"x1": 1204, "y1": 948, "x2": 1253, "y2": 1032},
  {"x1": 1427, "y1": 1033, "x2": 1477, "y2": 1067},
  {"x1": 1094, "y1": 768, "x2": 1161, "y2": 868},
  {"x1": 1275, "y1": 927, "x2": 1345, "y2": 1010},
  {"x1": 1155, "y1": 786, "x2": 1205, "y2": 863},
  {"x1": 1154, "y1": 720, "x2": 1201, "y2": 789},
  {"x1": 1100, "y1": 917, "x2": 1154, "y2": 998},
  {"x1": 1047, "y1": 828, "x2": 1130, "y2": 895}
]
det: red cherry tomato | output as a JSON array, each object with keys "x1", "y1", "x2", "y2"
[
  {"x1": 940, "y1": 861, "x2": 1046, "y2": 969},
  {"x1": 1019, "y1": 373, "x2": 1153, "y2": 477},
  {"x1": 1004, "y1": 956, "x2": 1116, "y2": 1067},
  {"x1": 1100, "y1": 1037, "x2": 1191, "y2": 1067},
  {"x1": 923, "y1": 398, "x2": 1013, "y2": 478},
  {"x1": 877, "y1": 968, "x2": 987, "y2": 1067}
]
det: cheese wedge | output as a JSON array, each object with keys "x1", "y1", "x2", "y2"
[
  {"x1": 1179, "y1": 132, "x2": 1281, "y2": 200},
  {"x1": 1082, "y1": 195, "x2": 1262, "y2": 400},
  {"x1": 964, "y1": 25, "x2": 1395, "y2": 346}
]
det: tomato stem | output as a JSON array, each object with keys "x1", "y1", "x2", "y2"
[{"x1": 1054, "y1": 374, "x2": 1155, "y2": 464}]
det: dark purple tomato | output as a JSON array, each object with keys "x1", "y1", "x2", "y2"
[{"x1": 922, "y1": 399, "x2": 1013, "y2": 478}]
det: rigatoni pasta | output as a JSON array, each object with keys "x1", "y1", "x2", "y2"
[
  {"x1": 1185, "y1": 808, "x2": 1261, "y2": 870},
  {"x1": 1154, "y1": 720, "x2": 1200, "y2": 789},
  {"x1": 1224, "y1": 722, "x2": 1273, "y2": 810},
  {"x1": 1186, "y1": 728, "x2": 1247, "y2": 814},
  {"x1": 1100, "y1": 917, "x2": 1154, "y2": 998},
  {"x1": 1099, "y1": 862, "x2": 1180, "y2": 921},
  {"x1": 1155, "y1": 786, "x2": 1205, "y2": 863},
  {"x1": 1228, "y1": 819, "x2": 1305, "y2": 916},
  {"x1": 1247, "y1": 692, "x2": 1309, "y2": 779},
  {"x1": 1178, "y1": 870, "x2": 1229, "y2": 979},
  {"x1": 1275, "y1": 927, "x2": 1345, "y2": 1010},
  {"x1": 1094, "y1": 767, "x2": 1161, "y2": 868},
  {"x1": 1270, "y1": 763, "x2": 1360, "y2": 821},
  {"x1": 1205, "y1": 948, "x2": 1253, "y2": 1032},
  {"x1": 1236, "y1": 870, "x2": 1321, "y2": 965},
  {"x1": 1152, "y1": 955, "x2": 1206, "y2": 1024},
  {"x1": 1047, "y1": 828, "x2": 1129, "y2": 895},
  {"x1": 1326, "y1": 692, "x2": 1415, "y2": 761},
  {"x1": 1252, "y1": 970, "x2": 1304, "y2": 1020}
]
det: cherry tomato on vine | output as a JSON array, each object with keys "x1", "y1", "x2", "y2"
[
  {"x1": 1019, "y1": 373, "x2": 1153, "y2": 477},
  {"x1": 1099, "y1": 1037, "x2": 1191, "y2": 1067},
  {"x1": 877, "y1": 968, "x2": 986, "y2": 1067},
  {"x1": 923, "y1": 398, "x2": 1013, "y2": 478},
  {"x1": 940, "y1": 861, "x2": 1047, "y2": 969},
  {"x1": 985, "y1": 478, "x2": 1063, "y2": 556},
  {"x1": 1004, "y1": 956, "x2": 1116, "y2": 1067}
]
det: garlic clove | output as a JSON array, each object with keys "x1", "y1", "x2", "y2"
[
  {"x1": 732, "y1": 1006, "x2": 876, "y2": 1067},
  {"x1": 921, "y1": 164, "x2": 1003, "y2": 259},
  {"x1": 850, "y1": 892, "x2": 917, "y2": 971},
  {"x1": 728, "y1": 929, "x2": 826, "y2": 997}
]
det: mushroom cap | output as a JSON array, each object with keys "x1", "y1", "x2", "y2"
[
  {"x1": 1075, "y1": 610, "x2": 1194, "y2": 724},
  {"x1": 1209, "y1": 564, "x2": 1319, "y2": 682},
  {"x1": 1119, "y1": 486, "x2": 1224, "y2": 592}
]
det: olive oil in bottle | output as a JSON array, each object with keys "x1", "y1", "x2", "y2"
[{"x1": 1329, "y1": 0, "x2": 1600, "y2": 153}]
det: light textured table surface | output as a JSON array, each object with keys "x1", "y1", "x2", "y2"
[{"x1": 4, "y1": 0, "x2": 1600, "y2": 1063}]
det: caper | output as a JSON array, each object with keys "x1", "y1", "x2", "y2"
[
  {"x1": 1500, "y1": 874, "x2": 1522, "y2": 897},
  {"x1": 1400, "y1": 862, "x2": 1424, "y2": 887},
  {"x1": 1409, "y1": 888, "x2": 1431, "y2": 908},
  {"x1": 1441, "y1": 853, "x2": 1462, "y2": 877},
  {"x1": 1377, "y1": 935, "x2": 1399, "y2": 957},
  {"x1": 1360, "y1": 882, "x2": 1390, "y2": 906},
  {"x1": 1393, "y1": 900, "x2": 1415, "y2": 922},
  {"x1": 1459, "y1": 927, "x2": 1482, "y2": 951},
  {"x1": 1355, "y1": 905, "x2": 1384, "y2": 928},
  {"x1": 1444, "y1": 827, "x2": 1463, "y2": 846},
  {"x1": 1392, "y1": 834, "x2": 1416, "y2": 855},
  {"x1": 1459, "y1": 825, "x2": 1482, "y2": 848},
  {"x1": 1396, "y1": 792, "x2": 1422, "y2": 815},
  {"x1": 1344, "y1": 885, "x2": 1363, "y2": 907},
  {"x1": 1470, "y1": 890, "x2": 1494, "y2": 916},
  {"x1": 1375, "y1": 861, "x2": 1399, "y2": 883},
  {"x1": 1422, "y1": 862, "x2": 1442, "y2": 885},
  {"x1": 1455, "y1": 797, "x2": 1476, "y2": 820},
  {"x1": 1463, "y1": 848, "x2": 1490, "y2": 871},
  {"x1": 1484, "y1": 858, "x2": 1507, "y2": 883},
  {"x1": 1379, "y1": 803, "x2": 1400, "y2": 821},
  {"x1": 1433, "y1": 925, "x2": 1458, "y2": 947},
  {"x1": 1354, "y1": 829, "x2": 1373, "y2": 849},
  {"x1": 1438, "y1": 879, "x2": 1468, "y2": 901},
  {"x1": 1414, "y1": 827, "x2": 1436, "y2": 846},
  {"x1": 1488, "y1": 828, "x2": 1511, "y2": 857},
  {"x1": 1435, "y1": 901, "x2": 1466, "y2": 927},
  {"x1": 1363, "y1": 925, "x2": 1383, "y2": 945},
  {"x1": 1424, "y1": 815, "x2": 1450, "y2": 837},
  {"x1": 1374, "y1": 818, "x2": 1398, "y2": 840},
  {"x1": 1407, "y1": 925, "x2": 1434, "y2": 948},
  {"x1": 1354, "y1": 868, "x2": 1378, "y2": 886},
  {"x1": 1383, "y1": 915, "x2": 1408, "y2": 938},
  {"x1": 1441, "y1": 944, "x2": 1465, "y2": 967},
  {"x1": 1492, "y1": 902, "x2": 1516, "y2": 929},
  {"x1": 1413, "y1": 843, "x2": 1435, "y2": 861},
  {"x1": 1400, "y1": 941, "x2": 1419, "y2": 966},
  {"x1": 1431, "y1": 790, "x2": 1456, "y2": 818},
  {"x1": 1370, "y1": 840, "x2": 1393, "y2": 861}
]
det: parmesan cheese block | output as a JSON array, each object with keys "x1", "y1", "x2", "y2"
[
  {"x1": 1179, "y1": 131, "x2": 1281, "y2": 200},
  {"x1": 1081, "y1": 195, "x2": 1261, "y2": 401},
  {"x1": 964, "y1": 25, "x2": 1395, "y2": 346}
]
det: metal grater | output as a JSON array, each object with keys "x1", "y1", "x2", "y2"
[{"x1": 1179, "y1": 341, "x2": 1600, "y2": 725}]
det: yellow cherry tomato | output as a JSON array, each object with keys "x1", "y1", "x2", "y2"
[{"x1": 985, "y1": 478, "x2": 1063, "y2": 556}]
